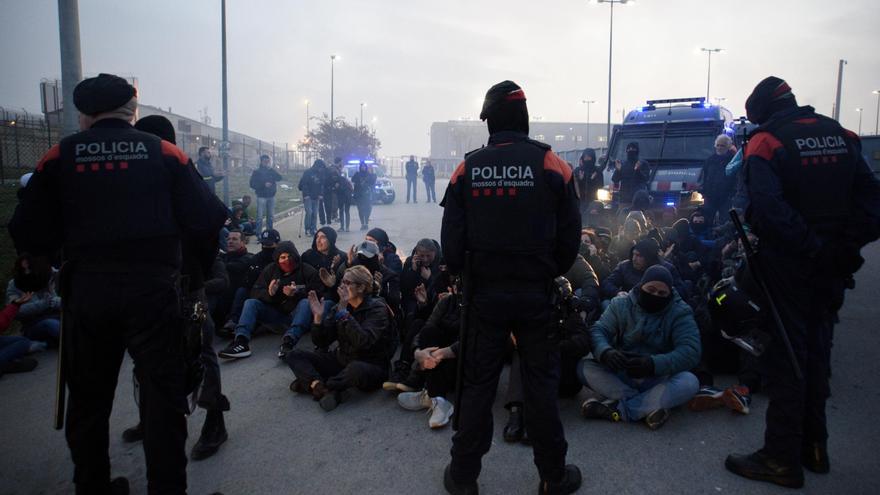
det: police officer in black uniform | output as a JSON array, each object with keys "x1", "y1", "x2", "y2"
[
  {"x1": 725, "y1": 77, "x2": 880, "y2": 488},
  {"x1": 440, "y1": 81, "x2": 582, "y2": 495},
  {"x1": 9, "y1": 74, "x2": 227, "y2": 495}
]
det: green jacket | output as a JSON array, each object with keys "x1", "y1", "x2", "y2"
[{"x1": 590, "y1": 289, "x2": 701, "y2": 376}]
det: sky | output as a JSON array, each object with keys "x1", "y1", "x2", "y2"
[{"x1": 2, "y1": 0, "x2": 879, "y2": 157}]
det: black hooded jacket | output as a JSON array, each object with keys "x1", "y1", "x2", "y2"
[
  {"x1": 574, "y1": 148, "x2": 603, "y2": 204},
  {"x1": 313, "y1": 295, "x2": 394, "y2": 367},
  {"x1": 601, "y1": 239, "x2": 687, "y2": 299},
  {"x1": 301, "y1": 227, "x2": 347, "y2": 272},
  {"x1": 700, "y1": 150, "x2": 737, "y2": 203},
  {"x1": 251, "y1": 241, "x2": 321, "y2": 313}
]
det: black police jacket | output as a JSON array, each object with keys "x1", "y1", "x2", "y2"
[
  {"x1": 9, "y1": 119, "x2": 227, "y2": 270},
  {"x1": 744, "y1": 106, "x2": 880, "y2": 257},
  {"x1": 440, "y1": 131, "x2": 581, "y2": 287}
]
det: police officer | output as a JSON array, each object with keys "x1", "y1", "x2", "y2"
[
  {"x1": 9, "y1": 74, "x2": 227, "y2": 494},
  {"x1": 440, "y1": 81, "x2": 582, "y2": 494},
  {"x1": 725, "y1": 77, "x2": 880, "y2": 488}
]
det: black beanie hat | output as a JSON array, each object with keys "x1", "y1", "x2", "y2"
[
  {"x1": 366, "y1": 227, "x2": 390, "y2": 249},
  {"x1": 135, "y1": 115, "x2": 176, "y2": 144},
  {"x1": 671, "y1": 218, "x2": 691, "y2": 241},
  {"x1": 314, "y1": 226, "x2": 338, "y2": 250},
  {"x1": 639, "y1": 265, "x2": 673, "y2": 291},
  {"x1": 73, "y1": 73, "x2": 137, "y2": 116},
  {"x1": 633, "y1": 238, "x2": 660, "y2": 265},
  {"x1": 480, "y1": 80, "x2": 529, "y2": 134},
  {"x1": 745, "y1": 76, "x2": 797, "y2": 125},
  {"x1": 626, "y1": 141, "x2": 640, "y2": 151}
]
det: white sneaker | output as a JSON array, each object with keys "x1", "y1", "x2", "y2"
[
  {"x1": 429, "y1": 397, "x2": 454, "y2": 429},
  {"x1": 397, "y1": 390, "x2": 431, "y2": 411}
]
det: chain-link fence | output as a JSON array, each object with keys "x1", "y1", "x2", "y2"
[{"x1": 0, "y1": 107, "x2": 56, "y2": 183}]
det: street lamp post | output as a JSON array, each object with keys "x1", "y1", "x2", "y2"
[
  {"x1": 594, "y1": 0, "x2": 634, "y2": 150},
  {"x1": 581, "y1": 99, "x2": 595, "y2": 145},
  {"x1": 220, "y1": 0, "x2": 230, "y2": 206},
  {"x1": 713, "y1": 97, "x2": 726, "y2": 106},
  {"x1": 360, "y1": 102, "x2": 366, "y2": 128},
  {"x1": 873, "y1": 90, "x2": 880, "y2": 135},
  {"x1": 856, "y1": 108, "x2": 863, "y2": 136},
  {"x1": 700, "y1": 47, "x2": 723, "y2": 101},
  {"x1": 304, "y1": 99, "x2": 310, "y2": 134}
]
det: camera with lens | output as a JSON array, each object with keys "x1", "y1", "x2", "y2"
[{"x1": 708, "y1": 275, "x2": 771, "y2": 357}]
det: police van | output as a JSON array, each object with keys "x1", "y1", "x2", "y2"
[
  {"x1": 342, "y1": 159, "x2": 397, "y2": 204},
  {"x1": 599, "y1": 97, "x2": 736, "y2": 209}
]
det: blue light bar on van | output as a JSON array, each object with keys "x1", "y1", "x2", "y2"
[
  {"x1": 646, "y1": 97, "x2": 706, "y2": 105},
  {"x1": 346, "y1": 159, "x2": 375, "y2": 164}
]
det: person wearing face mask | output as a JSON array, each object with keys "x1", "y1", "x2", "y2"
[
  {"x1": 574, "y1": 148, "x2": 603, "y2": 221},
  {"x1": 612, "y1": 141, "x2": 650, "y2": 205},
  {"x1": 688, "y1": 208, "x2": 717, "y2": 248},
  {"x1": 219, "y1": 241, "x2": 321, "y2": 360},
  {"x1": 577, "y1": 265, "x2": 701, "y2": 430}
]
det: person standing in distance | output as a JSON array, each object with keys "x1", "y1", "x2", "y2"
[
  {"x1": 725, "y1": 77, "x2": 880, "y2": 488},
  {"x1": 195, "y1": 146, "x2": 225, "y2": 197},
  {"x1": 440, "y1": 80, "x2": 582, "y2": 495},
  {"x1": 405, "y1": 155, "x2": 419, "y2": 203},
  {"x1": 9, "y1": 74, "x2": 227, "y2": 495},
  {"x1": 250, "y1": 154, "x2": 284, "y2": 235}
]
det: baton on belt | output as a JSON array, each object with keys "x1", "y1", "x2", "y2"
[
  {"x1": 452, "y1": 251, "x2": 472, "y2": 431},
  {"x1": 729, "y1": 210, "x2": 803, "y2": 380},
  {"x1": 54, "y1": 263, "x2": 70, "y2": 430}
]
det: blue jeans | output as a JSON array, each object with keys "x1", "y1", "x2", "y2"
[
  {"x1": 227, "y1": 286, "x2": 249, "y2": 324},
  {"x1": 0, "y1": 335, "x2": 31, "y2": 365},
  {"x1": 255, "y1": 196, "x2": 275, "y2": 234},
  {"x1": 234, "y1": 298, "x2": 311, "y2": 341},
  {"x1": 577, "y1": 358, "x2": 699, "y2": 421},
  {"x1": 22, "y1": 318, "x2": 61, "y2": 345},
  {"x1": 303, "y1": 196, "x2": 319, "y2": 234}
]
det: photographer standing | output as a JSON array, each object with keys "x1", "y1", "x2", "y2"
[
  {"x1": 724, "y1": 77, "x2": 880, "y2": 488},
  {"x1": 9, "y1": 74, "x2": 227, "y2": 494},
  {"x1": 440, "y1": 80, "x2": 581, "y2": 494}
]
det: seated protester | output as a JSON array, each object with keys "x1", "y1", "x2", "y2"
[
  {"x1": 665, "y1": 218, "x2": 711, "y2": 284},
  {"x1": 366, "y1": 228, "x2": 403, "y2": 274},
  {"x1": 578, "y1": 266, "x2": 701, "y2": 429},
  {"x1": 658, "y1": 205, "x2": 679, "y2": 229},
  {"x1": 616, "y1": 191, "x2": 653, "y2": 228},
  {"x1": 600, "y1": 239, "x2": 688, "y2": 302},
  {"x1": 219, "y1": 240, "x2": 321, "y2": 360},
  {"x1": 286, "y1": 266, "x2": 394, "y2": 411},
  {"x1": 580, "y1": 230, "x2": 613, "y2": 285},
  {"x1": 332, "y1": 241, "x2": 401, "y2": 312},
  {"x1": 395, "y1": 280, "x2": 459, "y2": 429},
  {"x1": 228, "y1": 205, "x2": 254, "y2": 237},
  {"x1": 213, "y1": 229, "x2": 252, "y2": 327},
  {"x1": 689, "y1": 208, "x2": 717, "y2": 249},
  {"x1": 203, "y1": 254, "x2": 230, "y2": 316},
  {"x1": 503, "y1": 277, "x2": 592, "y2": 443},
  {"x1": 301, "y1": 227, "x2": 347, "y2": 300},
  {"x1": 6, "y1": 254, "x2": 61, "y2": 346},
  {"x1": 562, "y1": 253, "x2": 601, "y2": 322},
  {"x1": 231, "y1": 197, "x2": 257, "y2": 237},
  {"x1": 609, "y1": 217, "x2": 642, "y2": 263},
  {"x1": 220, "y1": 229, "x2": 279, "y2": 334},
  {"x1": 0, "y1": 292, "x2": 40, "y2": 377}
]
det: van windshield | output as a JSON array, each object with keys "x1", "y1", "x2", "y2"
[{"x1": 610, "y1": 129, "x2": 717, "y2": 163}]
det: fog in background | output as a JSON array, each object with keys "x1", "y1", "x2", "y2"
[{"x1": 2, "y1": 0, "x2": 878, "y2": 156}]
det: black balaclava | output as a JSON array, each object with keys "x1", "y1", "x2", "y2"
[
  {"x1": 626, "y1": 141, "x2": 640, "y2": 162},
  {"x1": 672, "y1": 218, "x2": 691, "y2": 243},
  {"x1": 637, "y1": 265, "x2": 674, "y2": 313},
  {"x1": 690, "y1": 208, "x2": 708, "y2": 234},
  {"x1": 13, "y1": 255, "x2": 52, "y2": 292},
  {"x1": 633, "y1": 238, "x2": 661, "y2": 267},
  {"x1": 135, "y1": 115, "x2": 176, "y2": 144},
  {"x1": 356, "y1": 254, "x2": 380, "y2": 274},
  {"x1": 745, "y1": 76, "x2": 798, "y2": 125},
  {"x1": 581, "y1": 148, "x2": 597, "y2": 170},
  {"x1": 480, "y1": 80, "x2": 529, "y2": 135},
  {"x1": 632, "y1": 190, "x2": 651, "y2": 212}
]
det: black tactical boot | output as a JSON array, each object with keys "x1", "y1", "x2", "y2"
[
  {"x1": 725, "y1": 450, "x2": 804, "y2": 489},
  {"x1": 503, "y1": 405, "x2": 525, "y2": 443},
  {"x1": 191, "y1": 410, "x2": 228, "y2": 461},
  {"x1": 444, "y1": 464, "x2": 479, "y2": 495},
  {"x1": 538, "y1": 465, "x2": 582, "y2": 495},
  {"x1": 802, "y1": 441, "x2": 830, "y2": 474}
]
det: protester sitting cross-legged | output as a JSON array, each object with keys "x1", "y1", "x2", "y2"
[
  {"x1": 219, "y1": 240, "x2": 321, "y2": 360},
  {"x1": 285, "y1": 265, "x2": 394, "y2": 411},
  {"x1": 0, "y1": 292, "x2": 40, "y2": 378},
  {"x1": 5, "y1": 254, "x2": 61, "y2": 347},
  {"x1": 396, "y1": 281, "x2": 459, "y2": 429},
  {"x1": 577, "y1": 265, "x2": 701, "y2": 430}
]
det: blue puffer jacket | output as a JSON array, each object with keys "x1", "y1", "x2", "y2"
[{"x1": 590, "y1": 288, "x2": 701, "y2": 377}]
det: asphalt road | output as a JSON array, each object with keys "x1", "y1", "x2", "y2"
[{"x1": 1, "y1": 178, "x2": 879, "y2": 494}]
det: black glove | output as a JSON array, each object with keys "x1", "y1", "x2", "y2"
[
  {"x1": 625, "y1": 355, "x2": 654, "y2": 379},
  {"x1": 600, "y1": 349, "x2": 628, "y2": 371}
]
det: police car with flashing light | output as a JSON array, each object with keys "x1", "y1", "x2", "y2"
[
  {"x1": 595, "y1": 97, "x2": 744, "y2": 209},
  {"x1": 342, "y1": 159, "x2": 397, "y2": 204}
]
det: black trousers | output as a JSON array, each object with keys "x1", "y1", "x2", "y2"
[
  {"x1": 423, "y1": 180, "x2": 436, "y2": 202},
  {"x1": 338, "y1": 199, "x2": 351, "y2": 231},
  {"x1": 758, "y1": 251, "x2": 834, "y2": 465},
  {"x1": 356, "y1": 198, "x2": 372, "y2": 227},
  {"x1": 65, "y1": 268, "x2": 187, "y2": 495},
  {"x1": 450, "y1": 290, "x2": 567, "y2": 484},
  {"x1": 406, "y1": 177, "x2": 418, "y2": 202},
  {"x1": 197, "y1": 306, "x2": 229, "y2": 412},
  {"x1": 506, "y1": 347, "x2": 583, "y2": 408},
  {"x1": 285, "y1": 349, "x2": 387, "y2": 392}
]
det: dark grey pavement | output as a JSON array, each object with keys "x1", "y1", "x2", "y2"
[{"x1": 1, "y1": 178, "x2": 879, "y2": 494}]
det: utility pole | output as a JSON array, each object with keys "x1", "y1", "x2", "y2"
[
  {"x1": 833, "y1": 59, "x2": 847, "y2": 121},
  {"x1": 57, "y1": 0, "x2": 83, "y2": 137},
  {"x1": 220, "y1": 0, "x2": 230, "y2": 206},
  {"x1": 700, "y1": 48, "x2": 723, "y2": 102}
]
